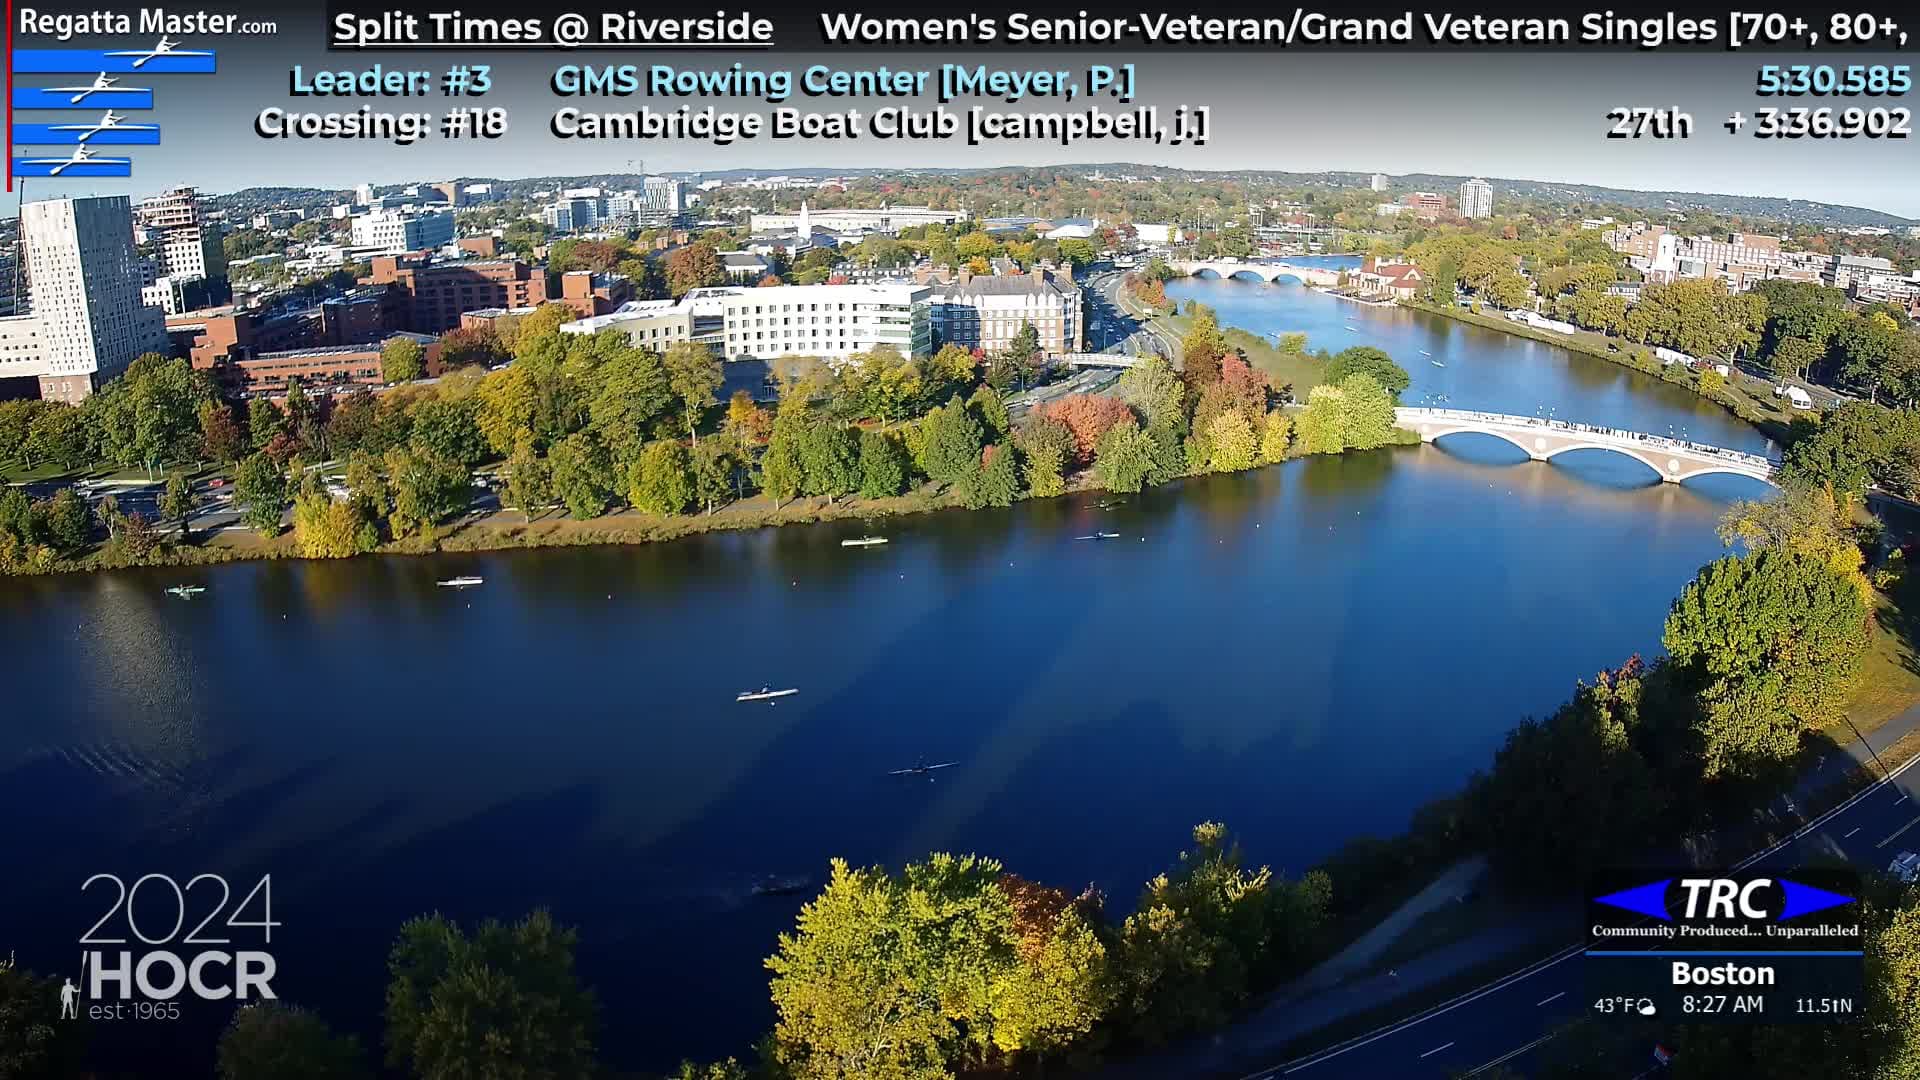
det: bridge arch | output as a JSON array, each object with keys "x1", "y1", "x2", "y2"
[{"x1": 1417, "y1": 426, "x2": 1777, "y2": 488}]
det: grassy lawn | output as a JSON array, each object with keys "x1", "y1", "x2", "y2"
[
  {"x1": 1848, "y1": 571, "x2": 1920, "y2": 733},
  {"x1": 1356, "y1": 885, "x2": 1535, "y2": 977}
]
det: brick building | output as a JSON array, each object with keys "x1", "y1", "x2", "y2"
[
  {"x1": 367, "y1": 255, "x2": 551, "y2": 333},
  {"x1": 557, "y1": 271, "x2": 635, "y2": 319}
]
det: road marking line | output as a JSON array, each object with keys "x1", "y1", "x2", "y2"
[
  {"x1": 1419, "y1": 1042, "x2": 1455, "y2": 1059},
  {"x1": 1878, "y1": 815, "x2": 1920, "y2": 849},
  {"x1": 1846, "y1": 827, "x2": 1862, "y2": 838},
  {"x1": 1466, "y1": 1032, "x2": 1558, "y2": 1075},
  {"x1": 1535, "y1": 991, "x2": 1565, "y2": 1007}
]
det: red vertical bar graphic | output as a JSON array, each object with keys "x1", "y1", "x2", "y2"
[{"x1": 6, "y1": 0, "x2": 13, "y2": 191}]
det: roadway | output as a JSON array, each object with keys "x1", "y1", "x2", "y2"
[
  {"x1": 1086, "y1": 269, "x2": 1179, "y2": 360},
  {"x1": 1250, "y1": 749, "x2": 1920, "y2": 1079}
]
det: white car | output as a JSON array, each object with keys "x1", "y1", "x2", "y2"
[{"x1": 1891, "y1": 851, "x2": 1920, "y2": 884}]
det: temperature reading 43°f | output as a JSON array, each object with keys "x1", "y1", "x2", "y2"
[{"x1": 1607, "y1": 106, "x2": 1693, "y2": 138}]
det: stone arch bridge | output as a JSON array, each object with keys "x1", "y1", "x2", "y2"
[
  {"x1": 1396, "y1": 407, "x2": 1778, "y2": 486},
  {"x1": 1172, "y1": 259, "x2": 1344, "y2": 287}
]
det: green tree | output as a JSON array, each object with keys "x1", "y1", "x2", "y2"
[
  {"x1": 1115, "y1": 823, "x2": 1330, "y2": 1043},
  {"x1": 380, "y1": 337, "x2": 426, "y2": 383},
  {"x1": 234, "y1": 453, "x2": 287, "y2": 536},
  {"x1": 382, "y1": 447, "x2": 469, "y2": 539},
  {"x1": 1260, "y1": 411, "x2": 1294, "y2": 463},
  {"x1": 1093, "y1": 417, "x2": 1156, "y2": 493},
  {"x1": 1056, "y1": 237, "x2": 1096, "y2": 267},
  {"x1": 1205, "y1": 410, "x2": 1259, "y2": 473},
  {"x1": 1323, "y1": 346, "x2": 1410, "y2": 399},
  {"x1": 968, "y1": 385, "x2": 1010, "y2": 441},
  {"x1": 292, "y1": 485, "x2": 378, "y2": 559},
  {"x1": 858, "y1": 430, "x2": 909, "y2": 499},
  {"x1": 691, "y1": 440, "x2": 739, "y2": 514},
  {"x1": 766, "y1": 855, "x2": 1112, "y2": 1079},
  {"x1": 1017, "y1": 417, "x2": 1074, "y2": 498},
  {"x1": 502, "y1": 438, "x2": 551, "y2": 523},
  {"x1": 218, "y1": 999, "x2": 366, "y2": 1076},
  {"x1": 921, "y1": 395, "x2": 986, "y2": 487},
  {"x1": 977, "y1": 444, "x2": 1020, "y2": 508},
  {"x1": 344, "y1": 452, "x2": 390, "y2": 525},
  {"x1": 631, "y1": 440, "x2": 695, "y2": 516},
  {"x1": 1182, "y1": 308, "x2": 1228, "y2": 383},
  {"x1": 44, "y1": 488, "x2": 91, "y2": 551},
  {"x1": 663, "y1": 342, "x2": 724, "y2": 445},
  {"x1": 384, "y1": 910, "x2": 598, "y2": 1080},
  {"x1": 547, "y1": 432, "x2": 614, "y2": 520},
  {"x1": 1116, "y1": 356, "x2": 1187, "y2": 431},
  {"x1": 799, "y1": 422, "x2": 860, "y2": 502},
  {"x1": 161, "y1": 471, "x2": 197, "y2": 534},
  {"x1": 248, "y1": 398, "x2": 287, "y2": 453},
  {"x1": 408, "y1": 399, "x2": 488, "y2": 466},
  {"x1": 1470, "y1": 660, "x2": 1664, "y2": 889},
  {"x1": 1663, "y1": 551, "x2": 1870, "y2": 779}
]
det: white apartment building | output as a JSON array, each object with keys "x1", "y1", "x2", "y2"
[
  {"x1": 1458, "y1": 178, "x2": 1493, "y2": 219},
  {"x1": 0, "y1": 196, "x2": 167, "y2": 401},
  {"x1": 750, "y1": 204, "x2": 965, "y2": 235},
  {"x1": 561, "y1": 283, "x2": 932, "y2": 364},
  {"x1": 926, "y1": 269, "x2": 1082, "y2": 355},
  {"x1": 711, "y1": 284, "x2": 930, "y2": 361},
  {"x1": 350, "y1": 209, "x2": 456, "y2": 254},
  {"x1": 1369, "y1": 173, "x2": 1389, "y2": 192}
]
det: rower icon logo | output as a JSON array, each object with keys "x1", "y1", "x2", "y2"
[
  {"x1": 1592, "y1": 877, "x2": 1855, "y2": 922},
  {"x1": 10, "y1": 35, "x2": 217, "y2": 182}
]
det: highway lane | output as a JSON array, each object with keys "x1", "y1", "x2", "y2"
[{"x1": 1253, "y1": 752, "x2": 1920, "y2": 1079}]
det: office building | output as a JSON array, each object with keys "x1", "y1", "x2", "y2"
[
  {"x1": 367, "y1": 254, "x2": 550, "y2": 333},
  {"x1": 1400, "y1": 192, "x2": 1450, "y2": 219},
  {"x1": 921, "y1": 267, "x2": 1082, "y2": 355},
  {"x1": 543, "y1": 196, "x2": 603, "y2": 233},
  {"x1": 0, "y1": 196, "x2": 167, "y2": 402},
  {"x1": 1458, "y1": 178, "x2": 1493, "y2": 219},
  {"x1": 350, "y1": 209, "x2": 456, "y2": 254},
  {"x1": 1369, "y1": 173, "x2": 1389, "y2": 192}
]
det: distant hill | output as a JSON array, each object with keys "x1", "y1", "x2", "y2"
[{"x1": 206, "y1": 164, "x2": 1914, "y2": 229}]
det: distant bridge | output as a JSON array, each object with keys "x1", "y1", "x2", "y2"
[
  {"x1": 1397, "y1": 407, "x2": 1779, "y2": 486},
  {"x1": 1173, "y1": 259, "x2": 1344, "y2": 287}
]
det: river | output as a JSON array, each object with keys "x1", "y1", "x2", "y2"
[{"x1": 0, "y1": 273, "x2": 1777, "y2": 1072}]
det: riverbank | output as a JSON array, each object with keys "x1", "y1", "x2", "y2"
[{"x1": 1397, "y1": 298, "x2": 1802, "y2": 437}]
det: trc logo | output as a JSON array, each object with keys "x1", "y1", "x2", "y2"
[{"x1": 1594, "y1": 877, "x2": 1855, "y2": 921}]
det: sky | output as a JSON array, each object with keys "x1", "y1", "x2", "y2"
[{"x1": 8, "y1": 3, "x2": 1917, "y2": 218}]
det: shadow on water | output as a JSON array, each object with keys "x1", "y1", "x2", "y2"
[{"x1": 0, "y1": 431, "x2": 1780, "y2": 1071}]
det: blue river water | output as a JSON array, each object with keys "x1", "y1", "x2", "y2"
[{"x1": 0, "y1": 270, "x2": 1777, "y2": 1072}]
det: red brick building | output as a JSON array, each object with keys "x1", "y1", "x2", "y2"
[
  {"x1": 367, "y1": 255, "x2": 551, "y2": 333},
  {"x1": 557, "y1": 271, "x2": 634, "y2": 319},
  {"x1": 233, "y1": 333, "x2": 443, "y2": 395}
]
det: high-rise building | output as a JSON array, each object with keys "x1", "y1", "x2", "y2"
[
  {"x1": 350, "y1": 209, "x2": 456, "y2": 254},
  {"x1": 642, "y1": 176, "x2": 686, "y2": 214},
  {"x1": 1458, "y1": 178, "x2": 1494, "y2": 219},
  {"x1": 0, "y1": 196, "x2": 167, "y2": 401},
  {"x1": 135, "y1": 186, "x2": 230, "y2": 313},
  {"x1": 1369, "y1": 173, "x2": 1389, "y2": 192}
]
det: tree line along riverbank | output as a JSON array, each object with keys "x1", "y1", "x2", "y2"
[{"x1": 0, "y1": 301, "x2": 1417, "y2": 578}]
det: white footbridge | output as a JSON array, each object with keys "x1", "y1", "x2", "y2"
[{"x1": 1397, "y1": 407, "x2": 1778, "y2": 485}]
